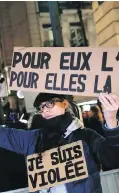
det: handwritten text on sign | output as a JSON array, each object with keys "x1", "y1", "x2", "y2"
[
  {"x1": 27, "y1": 141, "x2": 88, "y2": 192},
  {"x1": 9, "y1": 47, "x2": 119, "y2": 96}
]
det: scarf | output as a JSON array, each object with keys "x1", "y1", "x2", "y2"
[{"x1": 35, "y1": 111, "x2": 84, "y2": 153}]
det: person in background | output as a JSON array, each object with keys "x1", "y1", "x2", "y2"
[
  {"x1": 3, "y1": 93, "x2": 19, "y2": 126},
  {"x1": 82, "y1": 111, "x2": 89, "y2": 127},
  {"x1": 87, "y1": 105, "x2": 104, "y2": 136},
  {"x1": 3, "y1": 92, "x2": 28, "y2": 129}
]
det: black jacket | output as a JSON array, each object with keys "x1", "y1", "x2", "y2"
[{"x1": 87, "y1": 117, "x2": 104, "y2": 136}]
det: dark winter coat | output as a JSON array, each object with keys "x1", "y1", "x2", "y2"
[{"x1": 0, "y1": 121, "x2": 119, "y2": 193}]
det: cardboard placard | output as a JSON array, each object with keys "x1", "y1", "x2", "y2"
[
  {"x1": 9, "y1": 47, "x2": 119, "y2": 97},
  {"x1": 27, "y1": 140, "x2": 88, "y2": 192}
]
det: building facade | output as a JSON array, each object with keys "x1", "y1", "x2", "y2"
[
  {"x1": 0, "y1": 1, "x2": 96, "y2": 69},
  {"x1": 0, "y1": 1, "x2": 96, "y2": 103},
  {"x1": 92, "y1": 1, "x2": 119, "y2": 46}
]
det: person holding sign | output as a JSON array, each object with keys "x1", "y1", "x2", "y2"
[{"x1": 0, "y1": 92, "x2": 119, "y2": 193}]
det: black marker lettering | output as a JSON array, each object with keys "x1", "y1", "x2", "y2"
[
  {"x1": 74, "y1": 161, "x2": 85, "y2": 177},
  {"x1": 28, "y1": 158, "x2": 35, "y2": 171},
  {"x1": 39, "y1": 171, "x2": 48, "y2": 187},
  {"x1": 80, "y1": 52, "x2": 91, "y2": 70},
  {"x1": 65, "y1": 161, "x2": 75, "y2": 179},
  {"x1": 29, "y1": 173, "x2": 37, "y2": 188},
  {"x1": 94, "y1": 75, "x2": 102, "y2": 93},
  {"x1": 60, "y1": 52, "x2": 70, "y2": 70},
  {"x1": 77, "y1": 75, "x2": 86, "y2": 92},
  {"x1": 12, "y1": 52, "x2": 22, "y2": 67},
  {"x1": 45, "y1": 73, "x2": 54, "y2": 90},
  {"x1": 51, "y1": 152, "x2": 59, "y2": 165},
  {"x1": 48, "y1": 169, "x2": 57, "y2": 184},
  {"x1": 101, "y1": 52, "x2": 113, "y2": 71}
]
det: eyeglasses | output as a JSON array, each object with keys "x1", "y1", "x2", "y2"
[{"x1": 36, "y1": 99, "x2": 63, "y2": 113}]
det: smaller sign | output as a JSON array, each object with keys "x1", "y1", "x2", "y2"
[
  {"x1": 27, "y1": 140, "x2": 88, "y2": 192},
  {"x1": 0, "y1": 77, "x2": 8, "y2": 98}
]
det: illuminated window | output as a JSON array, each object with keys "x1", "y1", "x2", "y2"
[{"x1": 42, "y1": 24, "x2": 54, "y2": 47}]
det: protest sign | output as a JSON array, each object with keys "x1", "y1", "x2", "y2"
[
  {"x1": 9, "y1": 47, "x2": 119, "y2": 97},
  {"x1": 27, "y1": 140, "x2": 88, "y2": 192}
]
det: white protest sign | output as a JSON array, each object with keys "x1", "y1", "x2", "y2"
[
  {"x1": 27, "y1": 140, "x2": 88, "y2": 192},
  {"x1": 9, "y1": 47, "x2": 119, "y2": 97},
  {"x1": 0, "y1": 78, "x2": 8, "y2": 98}
]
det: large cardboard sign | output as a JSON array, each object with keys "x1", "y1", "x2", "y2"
[
  {"x1": 27, "y1": 140, "x2": 88, "y2": 192},
  {"x1": 9, "y1": 47, "x2": 119, "y2": 97}
]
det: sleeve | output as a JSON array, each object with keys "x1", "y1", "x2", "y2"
[
  {"x1": 0, "y1": 125, "x2": 39, "y2": 155},
  {"x1": 88, "y1": 125, "x2": 119, "y2": 169}
]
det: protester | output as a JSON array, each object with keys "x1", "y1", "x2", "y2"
[
  {"x1": 28, "y1": 113, "x2": 42, "y2": 130},
  {"x1": 28, "y1": 95, "x2": 84, "y2": 129},
  {"x1": 87, "y1": 105, "x2": 104, "y2": 136},
  {"x1": 0, "y1": 92, "x2": 119, "y2": 193}
]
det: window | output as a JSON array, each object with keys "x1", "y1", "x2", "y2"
[
  {"x1": 42, "y1": 24, "x2": 54, "y2": 47},
  {"x1": 37, "y1": 1, "x2": 92, "y2": 13},
  {"x1": 70, "y1": 23, "x2": 85, "y2": 47}
]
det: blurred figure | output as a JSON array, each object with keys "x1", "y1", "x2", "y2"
[
  {"x1": 82, "y1": 111, "x2": 89, "y2": 127},
  {"x1": 87, "y1": 105, "x2": 104, "y2": 136},
  {"x1": 4, "y1": 94, "x2": 19, "y2": 125},
  {"x1": 3, "y1": 93, "x2": 29, "y2": 129}
]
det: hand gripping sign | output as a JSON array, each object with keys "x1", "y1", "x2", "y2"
[
  {"x1": 9, "y1": 47, "x2": 119, "y2": 97},
  {"x1": 27, "y1": 140, "x2": 88, "y2": 192}
]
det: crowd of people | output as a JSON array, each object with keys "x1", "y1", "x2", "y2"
[{"x1": 0, "y1": 92, "x2": 119, "y2": 192}]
